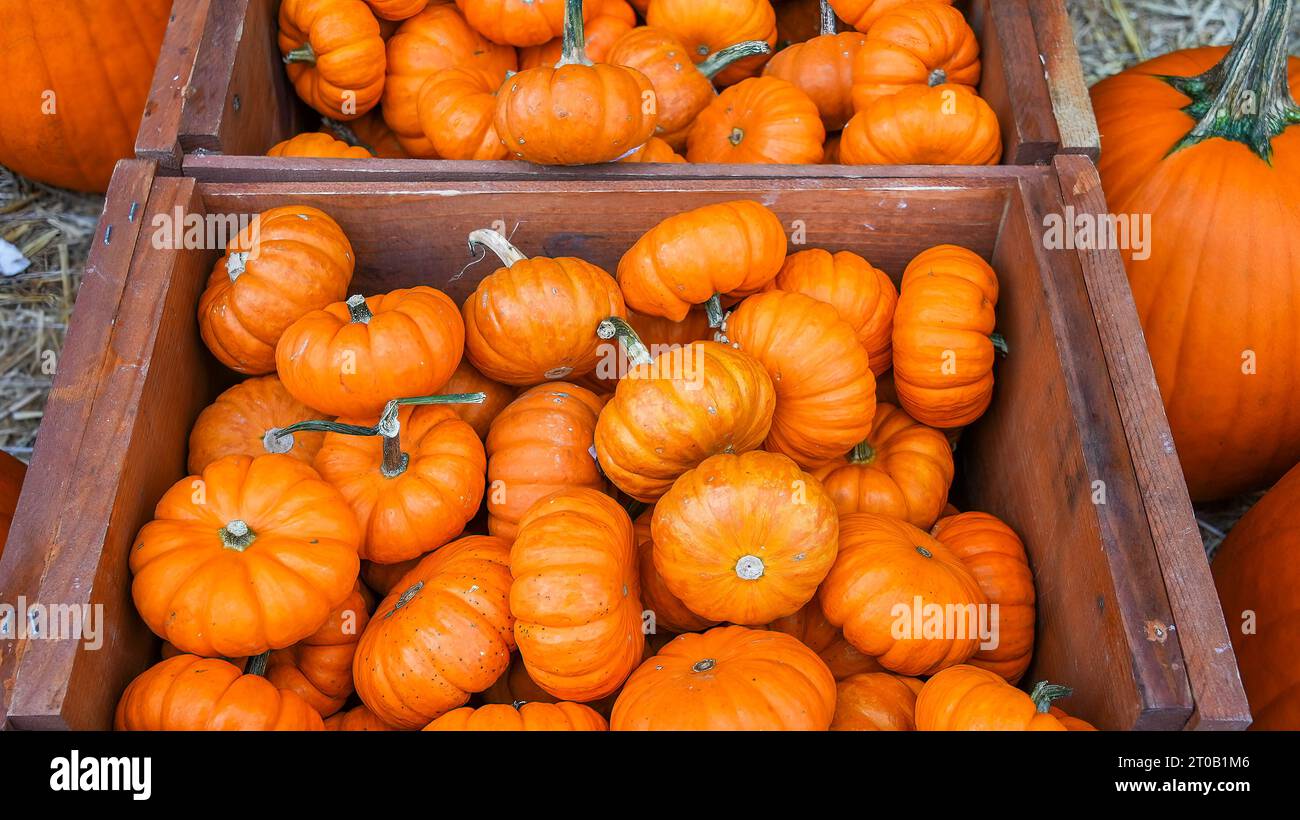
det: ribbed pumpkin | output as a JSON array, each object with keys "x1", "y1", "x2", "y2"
[
  {"x1": 198, "y1": 206, "x2": 355, "y2": 375},
  {"x1": 687, "y1": 76, "x2": 826, "y2": 163},
  {"x1": 520, "y1": 1, "x2": 636, "y2": 67},
  {"x1": 187, "y1": 376, "x2": 331, "y2": 475},
  {"x1": 1212, "y1": 459, "x2": 1300, "y2": 729},
  {"x1": 891, "y1": 244, "x2": 1000, "y2": 428},
  {"x1": 266, "y1": 584, "x2": 372, "y2": 716},
  {"x1": 279, "y1": 0, "x2": 387, "y2": 119},
  {"x1": 850, "y1": 0, "x2": 980, "y2": 112},
  {"x1": 820, "y1": 512, "x2": 986, "y2": 676},
  {"x1": 325, "y1": 704, "x2": 400, "y2": 730},
  {"x1": 841, "y1": 82, "x2": 1000, "y2": 165},
  {"x1": 617, "y1": 200, "x2": 788, "y2": 323},
  {"x1": 811, "y1": 402, "x2": 953, "y2": 528},
  {"x1": 831, "y1": 672, "x2": 924, "y2": 730},
  {"x1": 362, "y1": 552, "x2": 428, "y2": 596},
  {"x1": 129, "y1": 454, "x2": 361, "y2": 658},
  {"x1": 652, "y1": 451, "x2": 839, "y2": 624},
  {"x1": 424, "y1": 701, "x2": 609, "y2": 730},
  {"x1": 353, "y1": 535, "x2": 516, "y2": 729},
  {"x1": 486, "y1": 383, "x2": 607, "y2": 540},
  {"x1": 830, "y1": 0, "x2": 953, "y2": 32},
  {"x1": 0, "y1": 1, "x2": 170, "y2": 192},
  {"x1": 276, "y1": 287, "x2": 465, "y2": 418},
  {"x1": 115, "y1": 655, "x2": 324, "y2": 731},
  {"x1": 463, "y1": 230, "x2": 627, "y2": 385},
  {"x1": 322, "y1": 110, "x2": 409, "y2": 157},
  {"x1": 456, "y1": 0, "x2": 589, "y2": 46},
  {"x1": 441, "y1": 359, "x2": 518, "y2": 437},
  {"x1": 415, "y1": 66, "x2": 510, "y2": 160},
  {"x1": 611, "y1": 626, "x2": 836, "y2": 730},
  {"x1": 767, "y1": 249, "x2": 897, "y2": 375},
  {"x1": 915, "y1": 665, "x2": 1076, "y2": 731},
  {"x1": 646, "y1": 0, "x2": 778, "y2": 86},
  {"x1": 594, "y1": 324, "x2": 776, "y2": 501},
  {"x1": 764, "y1": 3, "x2": 867, "y2": 131},
  {"x1": 510, "y1": 489, "x2": 645, "y2": 701},
  {"x1": 724, "y1": 290, "x2": 876, "y2": 469},
  {"x1": 932, "y1": 511, "x2": 1035, "y2": 683},
  {"x1": 766, "y1": 599, "x2": 882, "y2": 680},
  {"x1": 1090, "y1": 3, "x2": 1300, "y2": 500},
  {"x1": 620, "y1": 136, "x2": 688, "y2": 163},
  {"x1": 268, "y1": 132, "x2": 374, "y2": 158},
  {"x1": 366, "y1": 0, "x2": 430, "y2": 20},
  {"x1": 635, "y1": 510, "x2": 719, "y2": 633}
]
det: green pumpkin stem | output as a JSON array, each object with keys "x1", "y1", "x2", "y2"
[
  {"x1": 848, "y1": 439, "x2": 877, "y2": 464},
  {"x1": 990, "y1": 333, "x2": 1009, "y2": 357},
  {"x1": 1029, "y1": 680, "x2": 1075, "y2": 714},
  {"x1": 556, "y1": 0, "x2": 592, "y2": 68},
  {"x1": 219, "y1": 519, "x2": 257, "y2": 551},
  {"x1": 928, "y1": 68, "x2": 948, "y2": 87},
  {"x1": 283, "y1": 44, "x2": 317, "y2": 65},
  {"x1": 245, "y1": 651, "x2": 271, "y2": 677},
  {"x1": 467, "y1": 228, "x2": 528, "y2": 267},
  {"x1": 820, "y1": 0, "x2": 838, "y2": 36},
  {"x1": 319, "y1": 117, "x2": 377, "y2": 156},
  {"x1": 1161, "y1": 0, "x2": 1300, "y2": 161},
  {"x1": 704, "y1": 294, "x2": 727, "y2": 328},
  {"x1": 597, "y1": 316, "x2": 653, "y2": 366},
  {"x1": 698, "y1": 40, "x2": 773, "y2": 81},
  {"x1": 346, "y1": 295, "x2": 373, "y2": 324}
]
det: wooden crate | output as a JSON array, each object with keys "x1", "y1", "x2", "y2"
[
  {"x1": 0, "y1": 158, "x2": 1245, "y2": 730},
  {"x1": 137, "y1": 0, "x2": 1099, "y2": 178}
]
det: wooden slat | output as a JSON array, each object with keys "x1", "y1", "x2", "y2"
[
  {"x1": 1029, "y1": 0, "x2": 1102, "y2": 159},
  {"x1": 135, "y1": 0, "x2": 213, "y2": 170},
  {"x1": 1052, "y1": 155, "x2": 1251, "y2": 730},
  {"x1": 968, "y1": 0, "x2": 1062, "y2": 164}
]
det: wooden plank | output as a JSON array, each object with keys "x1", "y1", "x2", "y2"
[
  {"x1": 1029, "y1": 0, "x2": 1101, "y2": 159},
  {"x1": 1052, "y1": 155, "x2": 1251, "y2": 730},
  {"x1": 135, "y1": 0, "x2": 213, "y2": 171},
  {"x1": 969, "y1": 0, "x2": 1062, "y2": 165}
]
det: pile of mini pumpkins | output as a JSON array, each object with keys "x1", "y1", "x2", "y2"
[
  {"x1": 267, "y1": 0, "x2": 1001, "y2": 166},
  {"x1": 114, "y1": 197, "x2": 1093, "y2": 731}
]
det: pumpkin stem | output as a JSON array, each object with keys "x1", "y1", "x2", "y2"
[
  {"x1": 245, "y1": 651, "x2": 271, "y2": 677},
  {"x1": 283, "y1": 44, "x2": 317, "y2": 65},
  {"x1": 697, "y1": 40, "x2": 774, "y2": 81},
  {"x1": 347, "y1": 294, "x2": 373, "y2": 324},
  {"x1": 1029, "y1": 680, "x2": 1075, "y2": 713},
  {"x1": 597, "y1": 316, "x2": 653, "y2": 366},
  {"x1": 848, "y1": 439, "x2": 877, "y2": 464},
  {"x1": 623, "y1": 498, "x2": 649, "y2": 519},
  {"x1": 734, "y1": 554, "x2": 765, "y2": 580},
  {"x1": 691, "y1": 658, "x2": 717, "y2": 673},
  {"x1": 556, "y1": 0, "x2": 593, "y2": 68},
  {"x1": 319, "y1": 117, "x2": 377, "y2": 156},
  {"x1": 220, "y1": 519, "x2": 257, "y2": 551},
  {"x1": 467, "y1": 228, "x2": 528, "y2": 267},
  {"x1": 385, "y1": 581, "x2": 424, "y2": 618},
  {"x1": 1160, "y1": 0, "x2": 1300, "y2": 162},
  {"x1": 226, "y1": 251, "x2": 248, "y2": 282},
  {"x1": 990, "y1": 333, "x2": 1009, "y2": 357},
  {"x1": 261, "y1": 427, "x2": 294, "y2": 455},
  {"x1": 819, "y1": 0, "x2": 839, "y2": 36},
  {"x1": 704, "y1": 294, "x2": 727, "y2": 328},
  {"x1": 928, "y1": 68, "x2": 948, "y2": 87}
]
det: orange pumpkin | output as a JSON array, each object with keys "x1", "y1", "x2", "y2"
[
  {"x1": 594, "y1": 322, "x2": 776, "y2": 501},
  {"x1": 383, "y1": 3, "x2": 518, "y2": 156},
  {"x1": 354, "y1": 535, "x2": 516, "y2": 728},
  {"x1": 325, "y1": 110, "x2": 410, "y2": 157},
  {"x1": 915, "y1": 665, "x2": 1074, "y2": 731},
  {"x1": 652, "y1": 451, "x2": 839, "y2": 624},
  {"x1": 366, "y1": 0, "x2": 430, "y2": 20},
  {"x1": 279, "y1": 0, "x2": 387, "y2": 119},
  {"x1": 494, "y1": 0, "x2": 657, "y2": 164},
  {"x1": 687, "y1": 76, "x2": 825, "y2": 163},
  {"x1": 486, "y1": 383, "x2": 607, "y2": 540},
  {"x1": 764, "y1": 8, "x2": 867, "y2": 131},
  {"x1": 277, "y1": 287, "x2": 465, "y2": 418},
  {"x1": 646, "y1": 0, "x2": 778, "y2": 87},
  {"x1": 850, "y1": 0, "x2": 980, "y2": 113},
  {"x1": 441, "y1": 358, "x2": 518, "y2": 437},
  {"x1": 617, "y1": 200, "x2": 788, "y2": 323},
  {"x1": 767, "y1": 599, "x2": 882, "y2": 680},
  {"x1": 520, "y1": 2, "x2": 636, "y2": 67},
  {"x1": 187, "y1": 375, "x2": 331, "y2": 475},
  {"x1": 891, "y1": 244, "x2": 1000, "y2": 428},
  {"x1": 620, "y1": 136, "x2": 688, "y2": 163},
  {"x1": 456, "y1": 0, "x2": 591, "y2": 46},
  {"x1": 424, "y1": 701, "x2": 608, "y2": 730},
  {"x1": 115, "y1": 655, "x2": 324, "y2": 731},
  {"x1": 724, "y1": 290, "x2": 876, "y2": 468},
  {"x1": 635, "y1": 510, "x2": 719, "y2": 633},
  {"x1": 198, "y1": 206, "x2": 355, "y2": 375},
  {"x1": 325, "y1": 703, "x2": 401, "y2": 730},
  {"x1": 611, "y1": 625, "x2": 836, "y2": 730},
  {"x1": 1049, "y1": 706, "x2": 1098, "y2": 731},
  {"x1": 416, "y1": 66, "x2": 510, "y2": 159},
  {"x1": 268, "y1": 132, "x2": 374, "y2": 158},
  {"x1": 129, "y1": 454, "x2": 361, "y2": 658},
  {"x1": 932, "y1": 511, "x2": 1035, "y2": 683},
  {"x1": 829, "y1": 0, "x2": 953, "y2": 32},
  {"x1": 266, "y1": 584, "x2": 372, "y2": 716},
  {"x1": 840, "y1": 82, "x2": 1001, "y2": 165},
  {"x1": 463, "y1": 230, "x2": 627, "y2": 385},
  {"x1": 510, "y1": 488, "x2": 645, "y2": 701},
  {"x1": 361, "y1": 552, "x2": 428, "y2": 596},
  {"x1": 811, "y1": 402, "x2": 953, "y2": 528},
  {"x1": 831, "y1": 672, "x2": 924, "y2": 730},
  {"x1": 819, "y1": 512, "x2": 986, "y2": 676},
  {"x1": 767, "y1": 248, "x2": 897, "y2": 374}
]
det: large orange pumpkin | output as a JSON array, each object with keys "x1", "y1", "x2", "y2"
[
  {"x1": 129, "y1": 454, "x2": 361, "y2": 658},
  {"x1": 187, "y1": 375, "x2": 331, "y2": 475},
  {"x1": 611, "y1": 626, "x2": 836, "y2": 730},
  {"x1": 1090, "y1": 5, "x2": 1300, "y2": 500},
  {"x1": 831, "y1": 672, "x2": 924, "y2": 730},
  {"x1": 686, "y1": 76, "x2": 826, "y2": 163},
  {"x1": 634, "y1": 510, "x2": 719, "y2": 633},
  {"x1": 115, "y1": 655, "x2": 324, "y2": 731},
  {"x1": 486, "y1": 383, "x2": 607, "y2": 540},
  {"x1": 646, "y1": 0, "x2": 778, "y2": 86},
  {"x1": 510, "y1": 488, "x2": 645, "y2": 701},
  {"x1": 914, "y1": 664, "x2": 1074, "y2": 731},
  {"x1": 891, "y1": 244, "x2": 1000, "y2": 428},
  {"x1": 279, "y1": 0, "x2": 387, "y2": 119},
  {"x1": 652, "y1": 451, "x2": 839, "y2": 624},
  {"x1": 353, "y1": 535, "x2": 516, "y2": 728},
  {"x1": 0, "y1": 1, "x2": 170, "y2": 192},
  {"x1": 840, "y1": 82, "x2": 1000, "y2": 165},
  {"x1": 198, "y1": 206, "x2": 355, "y2": 375},
  {"x1": 424, "y1": 701, "x2": 608, "y2": 730},
  {"x1": 266, "y1": 584, "x2": 372, "y2": 716},
  {"x1": 766, "y1": 599, "x2": 882, "y2": 680},
  {"x1": 764, "y1": 8, "x2": 867, "y2": 131},
  {"x1": 819, "y1": 512, "x2": 986, "y2": 676},
  {"x1": 850, "y1": 0, "x2": 980, "y2": 112},
  {"x1": 724, "y1": 290, "x2": 876, "y2": 468}
]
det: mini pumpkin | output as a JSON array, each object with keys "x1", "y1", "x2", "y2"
[
  {"x1": 279, "y1": 0, "x2": 387, "y2": 119},
  {"x1": 687, "y1": 76, "x2": 826, "y2": 163},
  {"x1": 353, "y1": 535, "x2": 516, "y2": 728},
  {"x1": 764, "y1": 4, "x2": 867, "y2": 131},
  {"x1": 322, "y1": 110, "x2": 409, "y2": 157},
  {"x1": 646, "y1": 0, "x2": 778, "y2": 86},
  {"x1": 811, "y1": 402, "x2": 953, "y2": 528},
  {"x1": 277, "y1": 287, "x2": 465, "y2": 418},
  {"x1": 831, "y1": 672, "x2": 924, "y2": 730},
  {"x1": 840, "y1": 83, "x2": 1001, "y2": 165},
  {"x1": 266, "y1": 584, "x2": 372, "y2": 716},
  {"x1": 520, "y1": 1, "x2": 636, "y2": 67},
  {"x1": 652, "y1": 450, "x2": 839, "y2": 624},
  {"x1": 267, "y1": 132, "x2": 373, "y2": 158},
  {"x1": 620, "y1": 137, "x2": 688, "y2": 163},
  {"x1": 424, "y1": 701, "x2": 608, "y2": 730},
  {"x1": 819, "y1": 512, "x2": 986, "y2": 676},
  {"x1": 635, "y1": 510, "x2": 719, "y2": 634},
  {"x1": 915, "y1": 665, "x2": 1076, "y2": 731},
  {"x1": 441, "y1": 358, "x2": 518, "y2": 437},
  {"x1": 198, "y1": 205, "x2": 354, "y2": 375},
  {"x1": 129, "y1": 454, "x2": 361, "y2": 658},
  {"x1": 416, "y1": 66, "x2": 510, "y2": 160},
  {"x1": 510, "y1": 488, "x2": 645, "y2": 701},
  {"x1": 724, "y1": 290, "x2": 876, "y2": 469},
  {"x1": 891, "y1": 244, "x2": 1000, "y2": 427},
  {"x1": 611, "y1": 625, "x2": 836, "y2": 730},
  {"x1": 362, "y1": 553, "x2": 428, "y2": 596},
  {"x1": 850, "y1": 0, "x2": 980, "y2": 112},
  {"x1": 325, "y1": 704, "x2": 401, "y2": 730},
  {"x1": 463, "y1": 230, "x2": 627, "y2": 385},
  {"x1": 366, "y1": 0, "x2": 430, "y2": 20},
  {"x1": 829, "y1": 0, "x2": 954, "y2": 32},
  {"x1": 617, "y1": 200, "x2": 788, "y2": 323},
  {"x1": 187, "y1": 376, "x2": 331, "y2": 475},
  {"x1": 456, "y1": 0, "x2": 590, "y2": 46},
  {"x1": 115, "y1": 655, "x2": 324, "y2": 731},
  {"x1": 766, "y1": 598, "x2": 882, "y2": 680}
]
